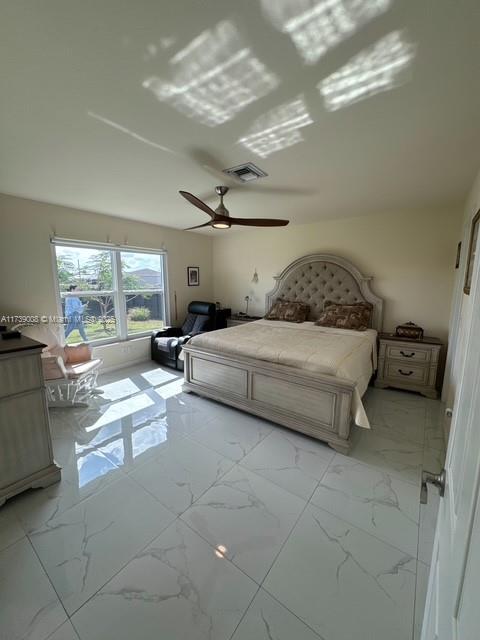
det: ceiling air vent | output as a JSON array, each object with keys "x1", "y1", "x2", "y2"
[{"x1": 223, "y1": 162, "x2": 268, "y2": 183}]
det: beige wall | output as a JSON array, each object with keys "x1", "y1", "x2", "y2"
[
  {"x1": 213, "y1": 208, "x2": 462, "y2": 344},
  {"x1": 0, "y1": 193, "x2": 213, "y2": 369},
  {"x1": 0, "y1": 193, "x2": 465, "y2": 370}
]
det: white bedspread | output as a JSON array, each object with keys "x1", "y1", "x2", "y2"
[{"x1": 189, "y1": 320, "x2": 377, "y2": 428}]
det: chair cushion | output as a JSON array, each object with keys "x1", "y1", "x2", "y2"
[
  {"x1": 181, "y1": 313, "x2": 197, "y2": 335},
  {"x1": 154, "y1": 336, "x2": 179, "y2": 352},
  {"x1": 65, "y1": 358, "x2": 102, "y2": 379},
  {"x1": 191, "y1": 315, "x2": 210, "y2": 334},
  {"x1": 41, "y1": 355, "x2": 66, "y2": 380}
]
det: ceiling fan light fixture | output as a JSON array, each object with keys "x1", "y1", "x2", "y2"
[{"x1": 212, "y1": 220, "x2": 231, "y2": 229}]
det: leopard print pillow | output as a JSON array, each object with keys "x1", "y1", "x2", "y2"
[
  {"x1": 315, "y1": 301, "x2": 372, "y2": 331},
  {"x1": 265, "y1": 300, "x2": 310, "y2": 323}
]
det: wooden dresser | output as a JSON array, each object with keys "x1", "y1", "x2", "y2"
[
  {"x1": 375, "y1": 333, "x2": 442, "y2": 398},
  {"x1": 0, "y1": 336, "x2": 61, "y2": 507}
]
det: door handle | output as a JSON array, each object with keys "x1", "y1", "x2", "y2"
[{"x1": 420, "y1": 469, "x2": 446, "y2": 504}]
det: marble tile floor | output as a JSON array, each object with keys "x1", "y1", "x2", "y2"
[{"x1": 0, "y1": 363, "x2": 446, "y2": 640}]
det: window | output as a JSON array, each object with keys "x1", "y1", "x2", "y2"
[
  {"x1": 53, "y1": 241, "x2": 167, "y2": 344},
  {"x1": 120, "y1": 251, "x2": 166, "y2": 337}
]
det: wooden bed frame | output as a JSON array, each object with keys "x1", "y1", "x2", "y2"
[{"x1": 182, "y1": 254, "x2": 383, "y2": 453}]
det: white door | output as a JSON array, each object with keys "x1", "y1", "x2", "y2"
[{"x1": 422, "y1": 241, "x2": 480, "y2": 639}]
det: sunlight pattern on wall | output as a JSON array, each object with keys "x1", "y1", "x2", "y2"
[
  {"x1": 261, "y1": 0, "x2": 392, "y2": 64},
  {"x1": 143, "y1": 21, "x2": 279, "y2": 127},
  {"x1": 319, "y1": 31, "x2": 415, "y2": 110},
  {"x1": 238, "y1": 96, "x2": 313, "y2": 158}
]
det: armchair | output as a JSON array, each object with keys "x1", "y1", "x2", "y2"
[
  {"x1": 151, "y1": 301, "x2": 216, "y2": 369},
  {"x1": 19, "y1": 325, "x2": 103, "y2": 407}
]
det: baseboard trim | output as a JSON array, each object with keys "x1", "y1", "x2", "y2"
[{"x1": 99, "y1": 357, "x2": 151, "y2": 375}]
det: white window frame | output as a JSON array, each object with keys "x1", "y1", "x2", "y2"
[{"x1": 51, "y1": 239, "x2": 170, "y2": 346}]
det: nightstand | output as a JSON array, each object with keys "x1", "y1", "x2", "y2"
[
  {"x1": 375, "y1": 333, "x2": 442, "y2": 398},
  {"x1": 226, "y1": 315, "x2": 262, "y2": 327}
]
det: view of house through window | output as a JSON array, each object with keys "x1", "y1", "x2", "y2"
[{"x1": 53, "y1": 243, "x2": 167, "y2": 344}]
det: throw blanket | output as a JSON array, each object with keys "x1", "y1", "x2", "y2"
[{"x1": 189, "y1": 320, "x2": 377, "y2": 428}]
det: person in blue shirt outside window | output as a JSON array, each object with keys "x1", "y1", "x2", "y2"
[{"x1": 64, "y1": 284, "x2": 88, "y2": 342}]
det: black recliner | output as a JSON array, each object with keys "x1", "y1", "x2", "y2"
[{"x1": 151, "y1": 301, "x2": 216, "y2": 370}]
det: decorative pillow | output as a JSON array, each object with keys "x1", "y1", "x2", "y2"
[
  {"x1": 264, "y1": 301, "x2": 283, "y2": 320},
  {"x1": 64, "y1": 344, "x2": 91, "y2": 364},
  {"x1": 315, "y1": 302, "x2": 372, "y2": 331},
  {"x1": 265, "y1": 300, "x2": 310, "y2": 323}
]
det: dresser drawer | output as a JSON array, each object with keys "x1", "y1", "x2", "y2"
[
  {"x1": 385, "y1": 362, "x2": 429, "y2": 385},
  {"x1": 0, "y1": 389, "x2": 52, "y2": 487},
  {"x1": 386, "y1": 344, "x2": 431, "y2": 363},
  {"x1": 0, "y1": 353, "x2": 43, "y2": 399}
]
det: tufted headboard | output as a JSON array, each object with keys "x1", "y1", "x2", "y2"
[{"x1": 265, "y1": 254, "x2": 383, "y2": 331}]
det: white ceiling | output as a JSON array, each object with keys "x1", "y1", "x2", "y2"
[{"x1": 1, "y1": 0, "x2": 479, "y2": 231}]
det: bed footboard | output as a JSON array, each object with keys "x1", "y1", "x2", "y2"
[{"x1": 182, "y1": 345, "x2": 355, "y2": 453}]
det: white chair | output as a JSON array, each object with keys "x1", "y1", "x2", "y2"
[{"x1": 19, "y1": 325, "x2": 103, "y2": 407}]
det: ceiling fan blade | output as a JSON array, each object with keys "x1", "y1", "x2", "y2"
[
  {"x1": 184, "y1": 221, "x2": 212, "y2": 231},
  {"x1": 179, "y1": 191, "x2": 217, "y2": 219},
  {"x1": 229, "y1": 217, "x2": 289, "y2": 227}
]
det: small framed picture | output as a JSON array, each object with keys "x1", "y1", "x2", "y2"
[
  {"x1": 464, "y1": 209, "x2": 480, "y2": 294},
  {"x1": 455, "y1": 241, "x2": 462, "y2": 269},
  {"x1": 187, "y1": 266, "x2": 200, "y2": 287}
]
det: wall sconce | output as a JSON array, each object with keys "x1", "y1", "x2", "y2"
[{"x1": 252, "y1": 268, "x2": 259, "y2": 284}]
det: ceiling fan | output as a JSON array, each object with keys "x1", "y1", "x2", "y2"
[{"x1": 180, "y1": 186, "x2": 290, "y2": 230}]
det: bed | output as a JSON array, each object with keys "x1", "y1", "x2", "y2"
[{"x1": 182, "y1": 254, "x2": 383, "y2": 453}]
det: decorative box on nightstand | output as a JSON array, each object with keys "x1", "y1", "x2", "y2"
[
  {"x1": 226, "y1": 314, "x2": 262, "y2": 328},
  {"x1": 375, "y1": 333, "x2": 442, "y2": 398}
]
